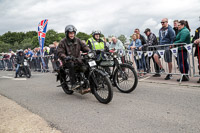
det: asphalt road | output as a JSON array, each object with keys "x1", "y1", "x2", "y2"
[{"x1": 0, "y1": 71, "x2": 200, "y2": 133}]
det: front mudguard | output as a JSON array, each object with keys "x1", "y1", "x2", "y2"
[
  {"x1": 88, "y1": 68, "x2": 108, "y2": 79},
  {"x1": 88, "y1": 68, "x2": 109, "y2": 94},
  {"x1": 56, "y1": 67, "x2": 66, "y2": 82}
]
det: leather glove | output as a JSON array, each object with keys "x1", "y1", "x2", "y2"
[
  {"x1": 96, "y1": 50, "x2": 101, "y2": 54},
  {"x1": 65, "y1": 56, "x2": 72, "y2": 61}
]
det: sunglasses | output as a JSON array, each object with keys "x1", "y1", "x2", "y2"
[{"x1": 161, "y1": 22, "x2": 166, "y2": 24}]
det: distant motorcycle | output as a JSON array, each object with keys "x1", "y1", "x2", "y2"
[
  {"x1": 56, "y1": 52, "x2": 113, "y2": 104},
  {"x1": 18, "y1": 59, "x2": 31, "y2": 78}
]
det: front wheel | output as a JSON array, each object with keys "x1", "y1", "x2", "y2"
[
  {"x1": 90, "y1": 70, "x2": 113, "y2": 104},
  {"x1": 18, "y1": 68, "x2": 22, "y2": 77},
  {"x1": 60, "y1": 72, "x2": 74, "y2": 95},
  {"x1": 114, "y1": 63, "x2": 138, "y2": 93},
  {"x1": 25, "y1": 68, "x2": 31, "y2": 78}
]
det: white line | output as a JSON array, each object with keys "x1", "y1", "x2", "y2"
[
  {"x1": 1, "y1": 76, "x2": 13, "y2": 79},
  {"x1": 31, "y1": 74, "x2": 44, "y2": 76},
  {"x1": 139, "y1": 76, "x2": 151, "y2": 81},
  {"x1": 12, "y1": 78, "x2": 27, "y2": 81},
  {"x1": 0, "y1": 76, "x2": 27, "y2": 80}
]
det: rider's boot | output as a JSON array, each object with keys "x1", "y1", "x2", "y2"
[{"x1": 14, "y1": 72, "x2": 18, "y2": 78}]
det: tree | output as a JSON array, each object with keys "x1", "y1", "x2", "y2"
[
  {"x1": 13, "y1": 41, "x2": 21, "y2": 51},
  {"x1": 0, "y1": 41, "x2": 12, "y2": 53},
  {"x1": 76, "y1": 32, "x2": 91, "y2": 41},
  {"x1": 100, "y1": 34, "x2": 104, "y2": 38},
  {"x1": 0, "y1": 31, "x2": 25, "y2": 45},
  {"x1": 57, "y1": 33, "x2": 65, "y2": 41},
  {"x1": 25, "y1": 31, "x2": 37, "y2": 39},
  {"x1": 32, "y1": 36, "x2": 39, "y2": 48},
  {"x1": 118, "y1": 34, "x2": 127, "y2": 44},
  {"x1": 21, "y1": 38, "x2": 33, "y2": 49},
  {"x1": 45, "y1": 29, "x2": 59, "y2": 46}
]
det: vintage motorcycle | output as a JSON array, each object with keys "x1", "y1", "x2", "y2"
[
  {"x1": 96, "y1": 50, "x2": 138, "y2": 93},
  {"x1": 56, "y1": 52, "x2": 113, "y2": 104},
  {"x1": 18, "y1": 59, "x2": 31, "y2": 78}
]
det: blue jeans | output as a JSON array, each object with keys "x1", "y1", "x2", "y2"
[
  {"x1": 16, "y1": 64, "x2": 20, "y2": 73},
  {"x1": 134, "y1": 54, "x2": 146, "y2": 71}
]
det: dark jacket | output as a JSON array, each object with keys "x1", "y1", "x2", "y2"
[
  {"x1": 16, "y1": 53, "x2": 27, "y2": 64},
  {"x1": 173, "y1": 27, "x2": 179, "y2": 36},
  {"x1": 140, "y1": 34, "x2": 146, "y2": 45},
  {"x1": 57, "y1": 37, "x2": 90, "y2": 63},
  {"x1": 144, "y1": 33, "x2": 158, "y2": 51},
  {"x1": 159, "y1": 25, "x2": 175, "y2": 45},
  {"x1": 50, "y1": 47, "x2": 59, "y2": 60},
  {"x1": 192, "y1": 27, "x2": 200, "y2": 57}
]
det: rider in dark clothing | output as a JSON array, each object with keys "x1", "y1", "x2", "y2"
[
  {"x1": 57, "y1": 25, "x2": 90, "y2": 90},
  {"x1": 15, "y1": 50, "x2": 27, "y2": 78}
]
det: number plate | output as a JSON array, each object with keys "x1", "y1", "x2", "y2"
[
  {"x1": 24, "y1": 62, "x2": 28, "y2": 66},
  {"x1": 88, "y1": 60, "x2": 96, "y2": 67},
  {"x1": 118, "y1": 58, "x2": 122, "y2": 64}
]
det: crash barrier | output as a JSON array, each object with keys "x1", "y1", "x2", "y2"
[
  {"x1": 122, "y1": 43, "x2": 200, "y2": 82},
  {"x1": 0, "y1": 58, "x2": 15, "y2": 71},
  {"x1": 192, "y1": 43, "x2": 200, "y2": 78},
  {"x1": 1, "y1": 44, "x2": 200, "y2": 80},
  {"x1": 0, "y1": 54, "x2": 57, "y2": 72}
]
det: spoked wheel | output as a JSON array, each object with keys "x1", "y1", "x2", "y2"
[
  {"x1": 19, "y1": 68, "x2": 22, "y2": 77},
  {"x1": 114, "y1": 63, "x2": 138, "y2": 93},
  {"x1": 19, "y1": 73, "x2": 22, "y2": 77},
  {"x1": 91, "y1": 70, "x2": 113, "y2": 104},
  {"x1": 60, "y1": 74, "x2": 73, "y2": 95},
  {"x1": 26, "y1": 68, "x2": 31, "y2": 78}
]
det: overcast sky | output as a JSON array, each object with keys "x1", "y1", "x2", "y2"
[{"x1": 1, "y1": 0, "x2": 200, "y2": 38}]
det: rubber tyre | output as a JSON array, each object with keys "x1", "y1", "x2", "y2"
[
  {"x1": 92, "y1": 71, "x2": 113, "y2": 104},
  {"x1": 60, "y1": 75, "x2": 74, "y2": 95},
  {"x1": 113, "y1": 63, "x2": 138, "y2": 93},
  {"x1": 19, "y1": 68, "x2": 22, "y2": 77},
  {"x1": 26, "y1": 68, "x2": 31, "y2": 78}
]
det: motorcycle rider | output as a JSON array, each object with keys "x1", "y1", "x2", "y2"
[
  {"x1": 86, "y1": 30, "x2": 108, "y2": 60},
  {"x1": 57, "y1": 25, "x2": 90, "y2": 92},
  {"x1": 15, "y1": 49, "x2": 27, "y2": 78}
]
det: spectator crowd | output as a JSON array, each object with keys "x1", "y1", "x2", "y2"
[{"x1": 0, "y1": 18, "x2": 200, "y2": 83}]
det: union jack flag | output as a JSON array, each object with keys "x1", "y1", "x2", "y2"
[
  {"x1": 38, "y1": 19, "x2": 48, "y2": 69},
  {"x1": 38, "y1": 19, "x2": 48, "y2": 54}
]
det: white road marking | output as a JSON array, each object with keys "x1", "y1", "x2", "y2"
[
  {"x1": 1, "y1": 76, "x2": 13, "y2": 79},
  {"x1": 31, "y1": 74, "x2": 44, "y2": 76},
  {"x1": 0, "y1": 76, "x2": 27, "y2": 80},
  {"x1": 12, "y1": 78, "x2": 27, "y2": 80},
  {"x1": 139, "y1": 76, "x2": 151, "y2": 81}
]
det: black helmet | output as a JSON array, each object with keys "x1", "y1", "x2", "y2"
[
  {"x1": 18, "y1": 49, "x2": 23, "y2": 53},
  {"x1": 65, "y1": 25, "x2": 77, "y2": 35},
  {"x1": 92, "y1": 30, "x2": 101, "y2": 36},
  {"x1": 17, "y1": 49, "x2": 24, "y2": 55}
]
